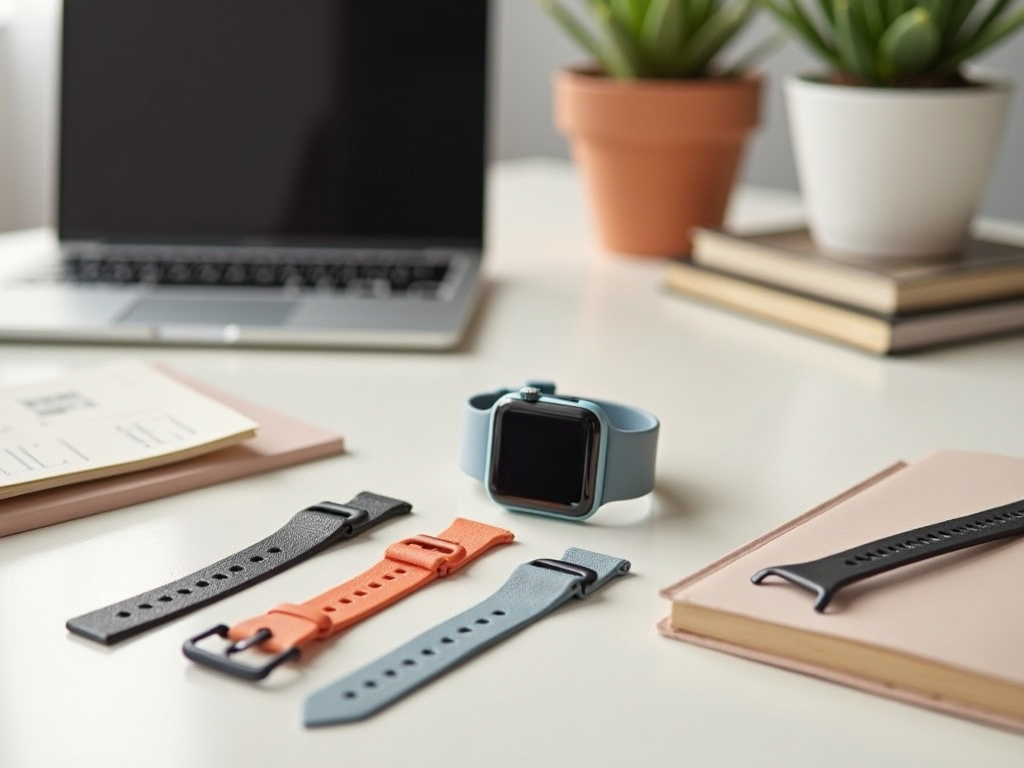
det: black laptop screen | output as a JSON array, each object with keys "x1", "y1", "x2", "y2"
[{"x1": 58, "y1": 0, "x2": 488, "y2": 248}]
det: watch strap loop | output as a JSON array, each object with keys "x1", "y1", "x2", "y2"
[
  {"x1": 268, "y1": 603, "x2": 333, "y2": 632},
  {"x1": 385, "y1": 534, "x2": 468, "y2": 574}
]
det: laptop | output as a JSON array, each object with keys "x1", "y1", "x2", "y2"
[{"x1": 0, "y1": 0, "x2": 490, "y2": 350}]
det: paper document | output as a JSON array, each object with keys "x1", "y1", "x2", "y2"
[{"x1": 0, "y1": 359, "x2": 258, "y2": 500}]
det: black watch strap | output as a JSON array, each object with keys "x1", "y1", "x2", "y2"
[
  {"x1": 752, "y1": 496, "x2": 1024, "y2": 612},
  {"x1": 66, "y1": 491, "x2": 412, "y2": 644}
]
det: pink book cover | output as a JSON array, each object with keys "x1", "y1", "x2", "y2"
[
  {"x1": 658, "y1": 449, "x2": 1024, "y2": 734},
  {"x1": 0, "y1": 367, "x2": 344, "y2": 537}
]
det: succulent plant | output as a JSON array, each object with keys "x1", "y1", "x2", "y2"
[
  {"x1": 538, "y1": 0, "x2": 776, "y2": 78},
  {"x1": 761, "y1": 0, "x2": 1024, "y2": 86}
]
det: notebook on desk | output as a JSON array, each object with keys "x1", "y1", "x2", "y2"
[{"x1": 0, "y1": 0, "x2": 490, "y2": 350}]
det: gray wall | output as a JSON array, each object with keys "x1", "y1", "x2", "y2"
[{"x1": 493, "y1": 1, "x2": 1024, "y2": 222}]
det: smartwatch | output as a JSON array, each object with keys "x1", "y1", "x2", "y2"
[{"x1": 460, "y1": 382, "x2": 659, "y2": 521}]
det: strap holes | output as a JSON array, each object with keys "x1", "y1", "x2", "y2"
[
  {"x1": 229, "y1": 565, "x2": 243, "y2": 572},
  {"x1": 250, "y1": 556, "x2": 263, "y2": 563},
  {"x1": 268, "y1": 547, "x2": 282, "y2": 554},
  {"x1": 342, "y1": 691, "x2": 357, "y2": 700},
  {"x1": 177, "y1": 588, "x2": 192, "y2": 595},
  {"x1": 441, "y1": 637, "x2": 454, "y2": 644},
  {"x1": 323, "y1": 606, "x2": 336, "y2": 613},
  {"x1": 368, "y1": 582, "x2": 382, "y2": 589},
  {"x1": 457, "y1": 626, "x2": 472, "y2": 634},
  {"x1": 364, "y1": 680, "x2": 378, "y2": 688},
  {"x1": 139, "y1": 603, "x2": 153, "y2": 610},
  {"x1": 474, "y1": 618, "x2": 489, "y2": 625},
  {"x1": 422, "y1": 648, "x2": 436, "y2": 656},
  {"x1": 401, "y1": 659, "x2": 417, "y2": 667},
  {"x1": 384, "y1": 669, "x2": 397, "y2": 677},
  {"x1": 395, "y1": 568, "x2": 407, "y2": 574},
  {"x1": 491, "y1": 610, "x2": 506, "y2": 616},
  {"x1": 195, "y1": 580, "x2": 210, "y2": 588},
  {"x1": 383, "y1": 574, "x2": 395, "y2": 581},
  {"x1": 340, "y1": 598, "x2": 352, "y2": 604},
  {"x1": 354, "y1": 590, "x2": 367, "y2": 597},
  {"x1": 212, "y1": 573, "x2": 228, "y2": 580},
  {"x1": 116, "y1": 610, "x2": 131, "y2": 618},
  {"x1": 157, "y1": 595, "x2": 173, "y2": 602}
]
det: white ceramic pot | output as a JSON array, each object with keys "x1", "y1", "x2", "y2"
[{"x1": 785, "y1": 74, "x2": 1012, "y2": 261}]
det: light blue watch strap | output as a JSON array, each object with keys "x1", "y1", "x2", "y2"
[
  {"x1": 303, "y1": 547, "x2": 630, "y2": 726},
  {"x1": 458, "y1": 383, "x2": 659, "y2": 503}
]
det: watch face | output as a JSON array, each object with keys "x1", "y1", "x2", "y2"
[{"x1": 488, "y1": 399, "x2": 602, "y2": 518}]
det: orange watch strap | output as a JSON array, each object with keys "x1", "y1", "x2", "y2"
[{"x1": 226, "y1": 518, "x2": 514, "y2": 653}]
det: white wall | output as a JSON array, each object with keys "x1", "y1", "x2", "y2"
[
  {"x1": 1, "y1": 0, "x2": 1021, "y2": 232},
  {"x1": 0, "y1": 0, "x2": 58, "y2": 231},
  {"x1": 0, "y1": 25, "x2": 16, "y2": 232}
]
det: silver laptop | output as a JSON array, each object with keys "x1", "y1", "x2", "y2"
[{"x1": 0, "y1": 0, "x2": 490, "y2": 350}]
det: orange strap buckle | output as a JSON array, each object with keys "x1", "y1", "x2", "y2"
[{"x1": 183, "y1": 517, "x2": 514, "y2": 681}]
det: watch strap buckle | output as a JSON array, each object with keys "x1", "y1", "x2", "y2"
[
  {"x1": 528, "y1": 558, "x2": 598, "y2": 597},
  {"x1": 183, "y1": 624, "x2": 301, "y2": 681}
]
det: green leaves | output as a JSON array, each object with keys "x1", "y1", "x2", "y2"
[
  {"x1": 878, "y1": 9, "x2": 941, "y2": 80},
  {"x1": 758, "y1": 0, "x2": 1024, "y2": 86},
  {"x1": 539, "y1": 0, "x2": 773, "y2": 78}
]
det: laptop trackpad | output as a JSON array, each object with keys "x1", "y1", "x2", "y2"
[{"x1": 120, "y1": 296, "x2": 297, "y2": 326}]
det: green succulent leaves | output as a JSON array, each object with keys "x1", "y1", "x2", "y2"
[
  {"x1": 761, "y1": 0, "x2": 1024, "y2": 86},
  {"x1": 539, "y1": 0, "x2": 765, "y2": 78}
]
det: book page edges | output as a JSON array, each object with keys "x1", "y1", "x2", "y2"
[
  {"x1": 656, "y1": 614, "x2": 1024, "y2": 735},
  {"x1": 665, "y1": 264, "x2": 893, "y2": 353},
  {"x1": 692, "y1": 228, "x2": 895, "y2": 314},
  {"x1": 0, "y1": 427, "x2": 258, "y2": 501}
]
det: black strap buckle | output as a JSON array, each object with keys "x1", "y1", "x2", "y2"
[
  {"x1": 182, "y1": 624, "x2": 300, "y2": 681},
  {"x1": 308, "y1": 502, "x2": 370, "y2": 534},
  {"x1": 529, "y1": 558, "x2": 598, "y2": 596}
]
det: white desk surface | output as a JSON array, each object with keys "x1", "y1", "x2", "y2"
[{"x1": 0, "y1": 159, "x2": 1022, "y2": 767}]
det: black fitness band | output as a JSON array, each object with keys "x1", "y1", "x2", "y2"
[
  {"x1": 66, "y1": 491, "x2": 412, "y2": 644},
  {"x1": 752, "y1": 496, "x2": 1024, "y2": 612}
]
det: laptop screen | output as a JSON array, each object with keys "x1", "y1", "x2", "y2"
[{"x1": 58, "y1": 0, "x2": 489, "y2": 249}]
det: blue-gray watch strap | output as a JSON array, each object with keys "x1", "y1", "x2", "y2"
[
  {"x1": 458, "y1": 388, "x2": 511, "y2": 482},
  {"x1": 303, "y1": 547, "x2": 630, "y2": 726},
  {"x1": 458, "y1": 384, "x2": 659, "y2": 501},
  {"x1": 598, "y1": 400, "x2": 659, "y2": 502}
]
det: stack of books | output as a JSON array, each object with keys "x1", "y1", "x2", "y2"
[{"x1": 665, "y1": 227, "x2": 1024, "y2": 354}]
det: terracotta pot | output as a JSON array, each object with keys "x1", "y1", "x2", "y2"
[{"x1": 554, "y1": 69, "x2": 761, "y2": 257}]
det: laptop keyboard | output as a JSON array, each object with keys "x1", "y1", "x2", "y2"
[{"x1": 59, "y1": 246, "x2": 460, "y2": 298}]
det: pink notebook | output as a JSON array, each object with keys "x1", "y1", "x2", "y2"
[
  {"x1": 659, "y1": 449, "x2": 1024, "y2": 734},
  {"x1": 0, "y1": 368, "x2": 344, "y2": 537}
]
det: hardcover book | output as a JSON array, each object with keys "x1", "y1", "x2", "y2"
[
  {"x1": 658, "y1": 449, "x2": 1024, "y2": 734},
  {"x1": 690, "y1": 227, "x2": 1024, "y2": 315},
  {"x1": 664, "y1": 260, "x2": 1024, "y2": 355}
]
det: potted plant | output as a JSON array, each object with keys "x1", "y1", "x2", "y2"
[
  {"x1": 762, "y1": 0, "x2": 1024, "y2": 260},
  {"x1": 540, "y1": 0, "x2": 777, "y2": 256}
]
